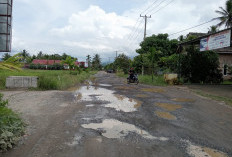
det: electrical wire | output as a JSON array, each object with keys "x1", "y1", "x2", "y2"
[
  {"x1": 140, "y1": 0, "x2": 160, "y2": 15},
  {"x1": 150, "y1": 0, "x2": 175, "y2": 15},
  {"x1": 169, "y1": 19, "x2": 215, "y2": 36}
]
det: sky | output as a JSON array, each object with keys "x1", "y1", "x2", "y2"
[{"x1": 1, "y1": 0, "x2": 227, "y2": 62}]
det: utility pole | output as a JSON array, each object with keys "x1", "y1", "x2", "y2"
[
  {"x1": 140, "y1": 14, "x2": 151, "y2": 40},
  {"x1": 115, "y1": 51, "x2": 118, "y2": 59},
  {"x1": 140, "y1": 14, "x2": 151, "y2": 76}
]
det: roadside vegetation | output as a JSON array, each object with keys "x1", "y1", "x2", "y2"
[
  {"x1": 0, "y1": 69, "x2": 96, "y2": 90},
  {"x1": 106, "y1": 33, "x2": 225, "y2": 86},
  {"x1": 117, "y1": 72, "x2": 166, "y2": 86},
  {"x1": 0, "y1": 93, "x2": 25, "y2": 152}
]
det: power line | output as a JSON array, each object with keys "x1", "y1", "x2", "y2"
[
  {"x1": 148, "y1": 0, "x2": 169, "y2": 15},
  {"x1": 169, "y1": 19, "x2": 215, "y2": 36},
  {"x1": 150, "y1": 0, "x2": 175, "y2": 15},
  {"x1": 128, "y1": 18, "x2": 144, "y2": 40},
  {"x1": 127, "y1": 0, "x2": 163, "y2": 41},
  {"x1": 140, "y1": 0, "x2": 160, "y2": 15}
]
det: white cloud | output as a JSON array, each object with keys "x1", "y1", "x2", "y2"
[{"x1": 9, "y1": 0, "x2": 227, "y2": 61}]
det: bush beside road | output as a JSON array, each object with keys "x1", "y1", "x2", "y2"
[{"x1": 0, "y1": 70, "x2": 96, "y2": 90}]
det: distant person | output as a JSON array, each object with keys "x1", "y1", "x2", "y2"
[{"x1": 129, "y1": 68, "x2": 135, "y2": 80}]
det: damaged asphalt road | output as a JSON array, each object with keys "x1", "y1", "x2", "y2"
[{"x1": 1, "y1": 71, "x2": 232, "y2": 157}]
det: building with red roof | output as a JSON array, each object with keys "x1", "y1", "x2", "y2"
[{"x1": 32, "y1": 59, "x2": 87, "y2": 69}]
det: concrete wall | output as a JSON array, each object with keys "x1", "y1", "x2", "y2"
[{"x1": 6, "y1": 76, "x2": 38, "y2": 88}]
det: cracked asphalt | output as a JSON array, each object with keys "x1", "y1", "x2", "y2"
[{"x1": 1, "y1": 71, "x2": 232, "y2": 157}]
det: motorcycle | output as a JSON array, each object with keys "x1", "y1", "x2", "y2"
[{"x1": 127, "y1": 74, "x2": 139, "y2": 84}]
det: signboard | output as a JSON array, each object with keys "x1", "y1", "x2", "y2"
[
  {"x1": 0, "y1": 0, "x2": 13, "y2": 52},
  {"x1": 200, "y1": 30, "x2": 231, "y2": 51}
]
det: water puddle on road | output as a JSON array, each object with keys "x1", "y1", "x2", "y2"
[
  {"x1": 65, "y1": 134, "x2": 82, "y2": 147},
  {"x1": 155, "y1": 111, "x2": 177, "y2": 120},
  {"x1": 99, "y1": 84, "x2": 112, "y2": 87},
  {"x1": 185, "y1": 140, "x2": 228, "y2": 157},
  {"x1": 172, "y1": 98, "x2": 195, "y2": 102},
  {"x1": 82, "y1": 119, "x2": 168, "y2": 141},
  {"x1": 156, "y1": 103, "x2": 182, "y2": 111},
  {"x1": 136, "y1": 94, "x2": 149, "y2": 98},
  {"x1": 114, "y1": 86, "x2": 135, "y2": 90},
  {"x1": 75, "y1": 86, "x2": 142, "y2": 112},
  {"x1": 141, "y1": 88, "x2": 165, "y2": 93}
]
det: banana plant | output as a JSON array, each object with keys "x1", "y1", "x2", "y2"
[{"x1": 0, "y1": 53, "x2": 23, "y2": 71}]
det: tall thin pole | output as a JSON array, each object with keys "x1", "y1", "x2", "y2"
[
  {"x1": 140, "y1": 14, "x2": 151, "y2": 40},
  {"x1": 140, "y1": 14, "x2": 151, "y2": 75}
]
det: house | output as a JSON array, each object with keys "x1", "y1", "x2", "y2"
[
  {"x1": 179, "y1": 28, "x2": 232, "y2": 80},
  {"x1": 32, "y1": 59, "x2": 87, "y2": 69}
]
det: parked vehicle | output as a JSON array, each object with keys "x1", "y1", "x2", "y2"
[{"x1": 107, "y1": 69, "x2": 114, "y2": 73}]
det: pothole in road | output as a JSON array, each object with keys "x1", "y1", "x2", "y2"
[
  {"x1": 155, "y1": 111, "x2": 177, "y2": 120},
  {"x1": 65, "y1": 134, "x2": 82, "y2": 147},
  {"x1": 81, "y1": 119, "x2": 168, "y2": 141},
  {"x1": 114, "y1": 86, "x2": 135, "y2": 90},
  {"x1": 172, "y1": 98, "x2": 195, "y2": 102},
  {"x1": 156, "y1": 103, "x2": 182, "y2": 111},
  {"x1": 99, "y1": 84, "x2": 112, "y2": 87},
  {"x1": 75, "y1": 86, "x2": 142, "y2": 112},
  {"x1": 141, "y1": 88, "x2": 165, "y2": 93},
  {"x1": 185, "y1": 140, "x2": 228, "y2": 157},
  {"x1": 136, "y1": 94, "x2": 149, "y2": 98}
]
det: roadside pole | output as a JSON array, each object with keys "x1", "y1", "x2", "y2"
[{"x1": 140, "y1": 14, "x2": 151, "y2": 76}]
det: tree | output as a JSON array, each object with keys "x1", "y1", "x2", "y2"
[
  {"x1": 37, "y1": 51, "x2": 44, "y2": 59},
  {"x1": 147, "y1": 47, "x2": 161, "y2": 82},
  {"x1": 214, "y1": 0, "x2": 232, "y2": 28},
  {"x1": 114, "y1": 53, "x2": 131, "y2": 74},
  {"x1": 86, "y1": 55, "x2": 91, "y2": 68},
  {"x1": 2, "y1": 53, "x2": 11, "y2": 61},
  {"x1": 19, "y1": 49, "x2": 30, "y2": 63},
  {"x1": 208, "y1": 25, "x2": 219, "y2": 34},
  {"x1": 181, "y1": 46, "x2": 223, "y2": 83},
  {"x1": 61, "y1": 56, "x2": 75, "y2": 72},
  {"x1": 136, "y1": 34, "x2": 178, "y2": 57},
  {"x1": 62, "y1": 53, "x2": 68, "y2": 60},
  {"x1": 92, "y1": 54, "x2": 102, "y2": 70}
]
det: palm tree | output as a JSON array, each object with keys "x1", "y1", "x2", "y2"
[
  {"x1": 61, "y1": 56, "x2": 75, "y2": 72},
  {"x1": 208, "y1": 25, "x2": 219, "y2": 34},
  {"x1": 214, "y1": 0, "x2": 232, "y2": 28}
]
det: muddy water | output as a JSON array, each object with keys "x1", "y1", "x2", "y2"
[
  {"x1": 184, "y1": 140, "x2": 228, "y2": 157},
  {"x1": 82, "y1": 119, "x2": 168, "y2": 141},
  {"x1": 156, "y1": 103, "x2": 182, "y2": 111},
  {"x1": 155, "y1": 111, "x2": 177, "y2": 120},
  {"x1": 172, "y1": 98, "x2": 195, "y2": 102},
  {"x1": 75, "y1": 86, "x2": 141, "y2": 112}
]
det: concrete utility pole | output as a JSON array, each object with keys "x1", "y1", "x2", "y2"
[
  {"x1": 115, "y1": 51, "x2": 118, "y2": 58},
  {"x1": 140, "y1": 14, "x2": 151, "y2": 76},
  {"x1": 140, "y1": 14, "x2": 151, "y2": 40}
]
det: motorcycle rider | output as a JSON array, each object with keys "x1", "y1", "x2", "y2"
[{"x1": 128, "y1": 67, "x2": 135, "y2": 80}]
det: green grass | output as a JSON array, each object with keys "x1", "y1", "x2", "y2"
[
  {"x1": 0, "y1": 94, "x2": 25, "y2": 152},
  {"x1": 0, "y1": 70, "x2": 96, "y2": 90},
  {"x1": 222, "y1": 80, "x2": 232, "y2": 85},
  {"x1": 116, "y1": 72, "x2": 167, "y2": 86},
  {"x1": 193, "y1": 90, "x2": 232, "y2": 107}
]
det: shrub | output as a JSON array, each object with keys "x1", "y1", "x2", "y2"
[
  {"x1": 0, "y1": 94, "x2": 25, "y2": 152},
  {"x1": 181, "y1": 47, "x2": 223, "y2": 83},
  {"x1": 38, "y1": 76, "x2": 58, "y2": 90}
]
